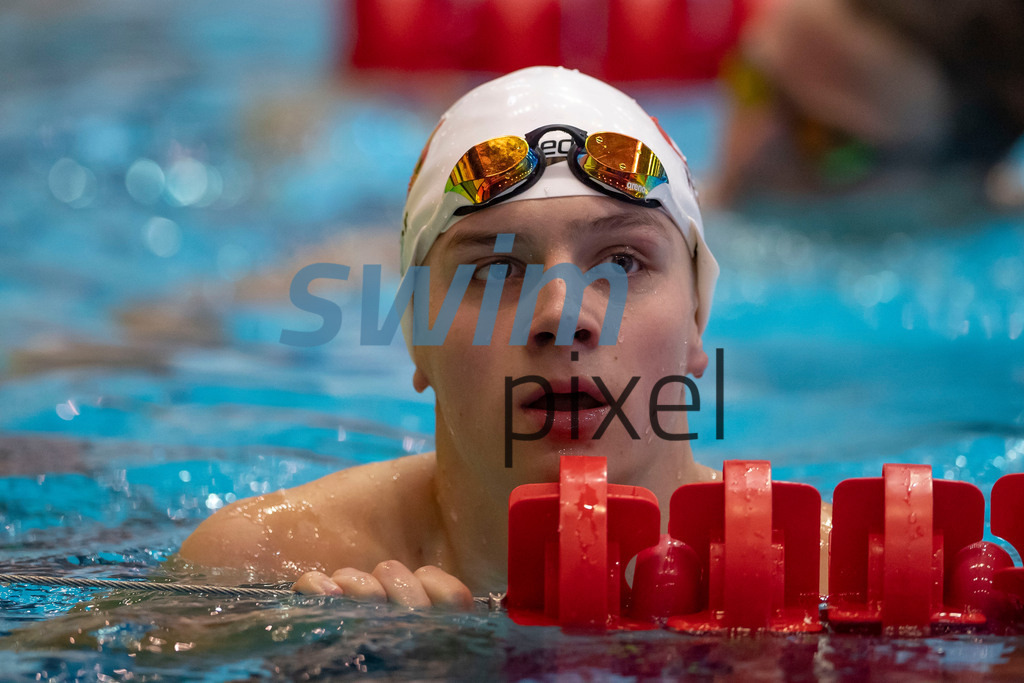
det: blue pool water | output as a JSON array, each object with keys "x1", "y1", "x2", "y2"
[{"x1": 2, "y1": 1, "x2": 1024, "y2": 679}]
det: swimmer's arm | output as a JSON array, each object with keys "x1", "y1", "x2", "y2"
[
  {"x1": 181, "y1": 503, "x2": 473, "y2": 609},
  {"x1": 178, "y1": 479, "x2": 374, "y2": 579},
  {"x1": 287, "y1": 456, "x2": 474, "y2": 609},
  {"x1": 178, "y1": 493, "x2": 304, "y2": 578},
  {"x1": 180, "y1": 456, "x2": 475, "y2": 609}
]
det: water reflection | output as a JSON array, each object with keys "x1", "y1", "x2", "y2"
[{"x1": 6, "y1": 590, "x2": 1018, "y2": 681}]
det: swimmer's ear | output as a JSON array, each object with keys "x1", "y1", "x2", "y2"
[
  {"x1": 410, "y1": 343, "x2": 432, "y2": 392},
  {"x1": 412, "y1": 366, "x2": 431, "y2": 393},
  {"x1": 687, "y1": 272, "x2": 708, "y2": 378},
  {"x1": 688, "y1": 332, "x2": 708, "y2": 379}
]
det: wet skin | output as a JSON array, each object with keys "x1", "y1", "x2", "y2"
[{"x1": 181, "y1": 196, "x2": 718, "y2": 604}]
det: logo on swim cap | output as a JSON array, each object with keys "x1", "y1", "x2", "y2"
[{"x1": 536, "y1": 131, "x2": 574, "y2": 160}]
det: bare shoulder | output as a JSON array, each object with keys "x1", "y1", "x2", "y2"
[{"x1": 179, "y1": 452, "x2": 440, "y2": 581}]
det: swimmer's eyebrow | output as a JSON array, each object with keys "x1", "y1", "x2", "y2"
[
  {"x1": 441, "y1": 207, "x2": 673, "y2": 256},
  {"x1": 442, "y1": 231, "x2": 514, "y2": 253},
  {"x1": 567, "y1": 208, "x2": 674, "y2": 242}
]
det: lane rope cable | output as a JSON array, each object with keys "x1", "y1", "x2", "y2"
[
  {"x1": 0, "y1": 574, "x2": 498, "y2": 606},
  {"x1": 0, "y1": 574, "x2": 293, "y2": 598}
]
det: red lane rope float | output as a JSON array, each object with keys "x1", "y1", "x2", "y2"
[
  {"x1": 883, "y1": 464, "x2": 935, "y2": 632},
  {"x1": 664, "y1": 460, "x2": 821, "y2": 633},
  {"x1": 723, "y1": 460, "x2": 774, "y2": 629},
  {"x1": 827, "y1": 463, "x2": 987, "y2": 635},
  {"x1": 507, "y1": 458, "x2": 1023, "y2": 634},
  {"x1": 989, "y1": 473, "x2": 1024, "y2": 628},
  {"x1": 558, "y1": 454, "x2": 609, "y2": 628},
  {"x1": 627, "y1": 535, "x2": 701, "y2": 622},
  {"x1": 506, "y1": 455, "x2": 660, "y2": 630}
]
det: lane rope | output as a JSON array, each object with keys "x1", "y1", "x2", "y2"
[
  {"x1": 0, "y1": 574, "x2": 293, "y2": 598},
  {"x1": 0, "y1": 573, "x2": 499, "y2": 607}
]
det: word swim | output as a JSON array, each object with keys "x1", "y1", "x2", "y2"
[
  {"x1": 278, "y1": 234, "x2": 627, "y2": 347},
  {"x1": 504, "y1": 349, "x2": 725, "y2": 468}
]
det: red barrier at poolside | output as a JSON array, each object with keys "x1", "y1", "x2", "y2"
[
  {"x1": 605, "y1": 0, "x2": 747, "y2": 82},
  {"x1": 475, "y1": 0, "x2": 561, "y2": 74},
  {"x1": 342, "y1": 0, "x2": 744, "y2": 81}
]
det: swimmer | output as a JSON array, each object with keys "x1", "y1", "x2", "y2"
[
  {"x1": 714, "y1": 0, "x2": 1024, "y2": 205},
  {"x1": 181, "y1": 67, "x2": 819, "y2": 607}
]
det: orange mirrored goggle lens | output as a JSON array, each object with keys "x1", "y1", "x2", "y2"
[
  {"x1": 444, "y1": 136, "x2": 537, "y2": 204},
  {"x1": 579, "y1": 132, "x2": 667, "y2": 199}
]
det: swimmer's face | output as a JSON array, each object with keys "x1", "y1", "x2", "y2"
[
  {"x1": 714, "y1": 0, "x2": 954, "y2": 202},
  {"x1": 411, "y1": 195, "x2": 707, "y2": 489}
]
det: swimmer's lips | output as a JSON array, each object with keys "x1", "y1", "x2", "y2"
[{"x1": 520, "y1": 380, "x2": 609, "y2": 440}]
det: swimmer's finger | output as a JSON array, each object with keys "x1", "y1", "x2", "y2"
[
  {"x1": 292, "y1": 570, "x2": 344, "y2": 596},
  {"x1": 330, "y1": 567, "x2": 387, "y2": 603},
  {"x1": 414, "y1": 565, "x2": 474, "y2": 610},
  {"x1": 372, "y1": 560, "x2": 431, "y2": 608}
]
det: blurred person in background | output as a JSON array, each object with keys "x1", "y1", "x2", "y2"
[
  {"x1": 14, "y1": 0, "x2": 1024, "y2": 377},
  {"x1": 712, "y1": 0, "x2": 1024, "y2": 209}
]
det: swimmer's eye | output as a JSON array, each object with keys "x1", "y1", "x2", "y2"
[
  {"x1": 604, "y1": 251, "x2": 643, "y2": 275},
  {"x1": 472, "y1": 259, "x2": 523, "y2": 281}
]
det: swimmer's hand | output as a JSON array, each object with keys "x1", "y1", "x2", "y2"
[{"x1": 292, "y1": 561, "x2": 474, "y2": 610}]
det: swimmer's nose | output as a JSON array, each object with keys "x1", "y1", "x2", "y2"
[{"x1": 528, "y1": 276, "x2": 601, "y2": 349}]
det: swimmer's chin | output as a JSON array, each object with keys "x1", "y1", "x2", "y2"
[{"x1": 509, "y1": 440, "x2": 610, "y2": 475}]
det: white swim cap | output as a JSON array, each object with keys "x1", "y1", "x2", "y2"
[{"x1": 402, "y1": 66, "x2": 718, "y2": 333}]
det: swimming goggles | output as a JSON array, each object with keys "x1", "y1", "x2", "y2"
[{"x1": 444, "y1": 124, "x2": 669, "y2": 215}]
